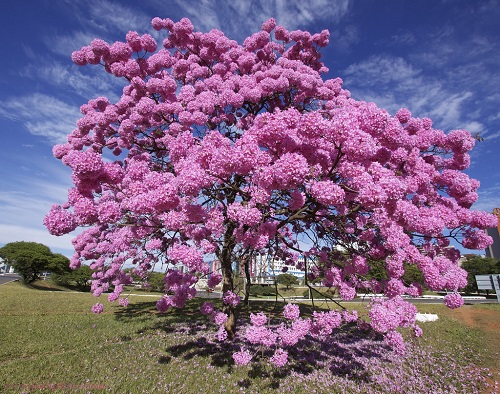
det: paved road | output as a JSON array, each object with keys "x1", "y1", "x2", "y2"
[{"x1": 0, "y1": 274, "x2": 20, "y2": 285}]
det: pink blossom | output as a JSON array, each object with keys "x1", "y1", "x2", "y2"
[
  {"x1": 414, "y1": 324, "x2": 423, "y2": 337},
  {"x1": 395, "y1": 108, "x2": 412, "y2": 124},
  {"x1": 341, "y1": 309, "x2": 358, "y2": 323},
  {"x1": 141, "y1": 34, "x2": 157, "y2": 52},
  {"x1": 369, "y1": 297, "x2": 417, "y2": 334},
  {"x1": 222, "y1": 291, "x2": 241, "y2": 307},
  {"x1": 384, "y1": 330, "x2": 406, "y2": 355},
  {"x1": 339, "y1": 283, "x2": 356, "y2": 300},
  {"x1": 270, "y1": 348, "x2": 288, "y2": 367},
  {"x1": 289, "y1": 190, "x2": 305, "y2": 210},
  {"x1": 207, "y1": 272, "x2": 222, "y2": 288},
  {"x1": 444, "y1": 292, "x2": 464, "y2": 309},
  {"x1": 283, "y1": 303, "x2": 300, "y2": 320},
  {"x1": 216, "y1": 325, "x2": 228, "y2": 341},
  {"x1": 309, "y1": 180, "x2": 345, "y2": 206},
  {"x1": 118, "y1": 298, "x2": 129, "y2": 307},
  {"x1": 232, "y1": 348, "x2": 253, "y2": 365},
  {"x1": 250, "y1": 312, "x2": 267, "y2": 327},
  {"x1": 310, "y1": 310, "x2": 342, "y2": 337},
  {"x1": 91, "y1": 303, "x2": 104, "y2": 314},
  {"x1": 200, "y1": 302, "x2": 214, "y2": 315},
  {"x1": 214, "y1": 312, "x2": 228, "y2": 326},
  {"x1": 44, "y1": 205, "x2": 77, "y2": 236},
  {"x1": 156, "y1": 297, "x2": 172, "y2": 313},
  {"x1": 45, "y1": 16, "x2": 495, "y2": 369},
  {"x1": 245, "y1": 325, "x2": 277, "y2": 346}
]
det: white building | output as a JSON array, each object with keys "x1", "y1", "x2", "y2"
[
  {"x1": 249, "y1": 254, "x2": 306, "y2": 284},
  {"x1": 0, "y1": 258, "x2": 14, "y2": 274}
]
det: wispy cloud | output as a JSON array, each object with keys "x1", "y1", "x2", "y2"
[
  {"x1": 20, "y1": 61, "x2": 123, "y2": 102},
  {"x1": 473, "y1": 184, "x2": 500, "y2": 213},
  {"x1": 162, "y1": 0, "x2": 351, "y2": 40},
  {"x1": 0, "y1": 224, "x2": 75, "y2": 255},
  {"x1": 42, "y1": 1, "x2": 151, "y2": 59},
  {"x1": 43, "y1": 31, "x2": 99, "y2": 58},
  {"x1": 334, "y1": 24, "x2": 360, "y2": 52},
  {"x1": 0, "y1": 93, "x2": 80, "y2": 144},
  {"x1": 0, "y1": 160, "x2": 77, "y2": 255},
  {"x1": 344, "y1": 56, "x2": 421, "y2": 87},
  {"x1": 342, "y1": 54, "x2": 483, "y2": 132},
  {"x1": 87, "y1": 0, "x2": 152, "y2": 34}
]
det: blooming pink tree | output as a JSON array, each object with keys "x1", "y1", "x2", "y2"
[{"x1": 45, "y1": 17, "x2": 496, "y2": 361}]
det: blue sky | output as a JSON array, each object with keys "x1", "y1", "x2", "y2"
[{"x1": 0, "y1": 0, "x2": 499, "y2": 258}]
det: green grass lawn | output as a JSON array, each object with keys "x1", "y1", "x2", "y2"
[{"x1": 0, "y1": 282, "x2": 498, "y2": 393}]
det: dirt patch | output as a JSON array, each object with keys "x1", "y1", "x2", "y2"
[
  {"x1": 448, "y1": 305, "x2": 500, "y2": 392},
  {"x1": 449, "y1": 305, "x2": 500, "y2": 333}
]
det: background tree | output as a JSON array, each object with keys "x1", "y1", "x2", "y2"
[
  {"x1": 44, "y1": 17, "x2": 497, "y2": 365},
  {"x1": 52, "y1": 265, "x2": 93, "y2": 291},
  {"x1": 276, "y1": 273, "x2": 299, "y2": 290},
  {"x1": 461, "y1": 255, "x2": 500, "y2": 294},
  {"x1": 146, "y1": 271, "x2": 166, "y2": 292},
  {"x1": 0, "y1": 242, "x2": 70, "y2": 284}
]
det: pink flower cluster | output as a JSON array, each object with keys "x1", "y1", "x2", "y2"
[
  {"x1": 207, "y1": 272, "x2": 222, "y2": 289},
  {"x1": 232, "y1": 348, "x2": 253, "y2": 366},
  {"x1": 227, "y1": 304, "x2": 359, "y2": 367},
  {"x1": 283, "y1": 303, "x2": 300, "y2": 320},
  {"x1": 444, "y1": 292, "x2": 464, "y2": 309},
  {"x1": 222, "y1": 291, "x2": 241, "y2": 307},
  {"x1": 91, "y1": 303, "x2": 104, "y2": 314}
]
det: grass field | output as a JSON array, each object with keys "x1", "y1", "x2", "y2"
[{"x1": 0, "y1": 281, "x2": 498, "y2": 393}]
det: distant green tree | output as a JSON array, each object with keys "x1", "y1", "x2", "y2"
[
  {"x1": 52, "y1": 265, "x2": 93, "y2": 291},
  {"x1": 147, "y1": 272, "x2": 166, "y2": 292},
  {"x1": 249, "y1": 285, "x2": 276, "y2": 297},
  {"x1": 461, "y1": 255, "x2": 500, "y2": 294},
  {"x1": 0, "y1": 241, "x2": 70, "y2": 284},
  {"x1": 276, "y1": 273, "x2": 299, "y2": 289},
  {"x1": 402, "y1": 263, "x2": 425, "y2": 288},
  {"x1": 365, "y1": 260, "x2": 388, "y2": 282}
]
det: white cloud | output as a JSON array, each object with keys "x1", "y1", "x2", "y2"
[
  {"x1": 473, "y1": 184, "x2": 500, "y2": 213},
  {"x1": 0, "y1": 94, "x2": 80, "y2": 144},
  {"x1": 483, "y1": 130, "x2": 500, "y2": 142},
  {"x1": 44, "y1": 31, "x2": 99, "y2": 58},
  {"x1": 459, "y1": 121, "x2": 484, "y2": 135},
  {"x1": 342, "y1": 54, "x2": 482, "y2": 132},
  {"x1": 334, "y1": 24, "x2": 360, "y2": 51},
  {"x1": 0, "y1": 224, "x2": 75, "y2": 256},
  {"x1": 0, "y1": 160, "x2": 77, "y2": 257},
  {"x1": 21, "y1": 61, "x2": 123, "y2": 102},
  {"x1": 344, "y1": 56, "x2": 421, "y2": 87},
  {"x1": 163, "y1": 0, "x2": 351, "y2": 40},
  {"x1": 87, "y1": 0, "x2": 151, "y2": 34},
  {"x1": 390, "y1": 31, "x2": 416, "y2": 46},
  {"x1": 427, "y1": 92, "x2": 473, "y2": 130}
]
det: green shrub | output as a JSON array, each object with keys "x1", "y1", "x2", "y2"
[
  {"x1": 302, "y1": 287, "x2": 337, "y2": 299},
  {"x1": 249, "y1": 285, "x2": 276, "y2": 297}
]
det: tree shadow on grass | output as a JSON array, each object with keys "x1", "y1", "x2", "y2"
[
  {"x1": 114, "y1": 297, "x2": 216, "y2": 336},
  {"x1": 157, "y1": 321, "x2": 393, "y2": 391},
  {"x1": 28, "y1": 281, "x2": 64, "y2": 291},
  {"x1": 114, "y1": 300, "x2": 159, "y2": 321},
  {"x1": 113, "y1": 298, "x2": 393, "y2": 390}
]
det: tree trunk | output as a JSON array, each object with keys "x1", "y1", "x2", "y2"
[
  {"x1": 244, "y1": 255, "x2": 251, "y2": 306},
  {"x1": 220, "y1": 223, "x2": 236, "y2": 339}
]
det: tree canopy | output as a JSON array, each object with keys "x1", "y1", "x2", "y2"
[
  {"x1": 276, "y1": 273, "x2": 299, "y2": 289},
  {"x1": 461, "y1": 255, "x2": 500, "y2": 294},
  {"x1": 52, "y1": 264, "x2": 93, "y2": 291},
  {"x1": 0, "y1": 241, "x2": 70, "y2": 284},
  {"x1": 44, "y1": 17, "x2": 498, "y2": 366}
]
